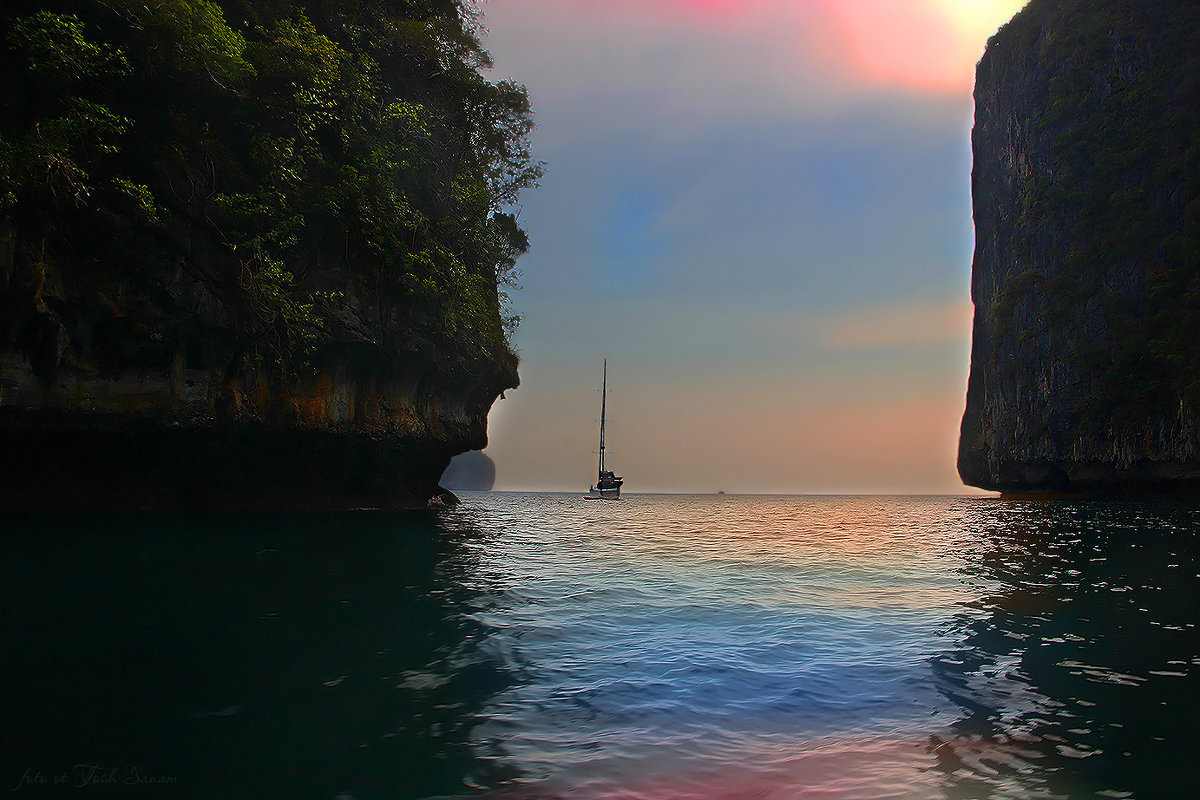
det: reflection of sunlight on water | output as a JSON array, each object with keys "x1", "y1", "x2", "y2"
[
  {"x1": 475, "y1": 493, "x2": 978, "y2": 601},
  {"x1": 468, "y1": 730, "x2": 1117, "y2": 800},
  {"x1": 438, "y1": 494, "x2": 1200, "y2": 800},
  {"x1": 479, "y1": 735, "x2": 944, "y2": 800},
  {"x1": 444, "y1": 494, "x2": 983, "y2": 798}
]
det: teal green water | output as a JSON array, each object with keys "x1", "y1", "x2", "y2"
[{"x1": 3, "y1": 495, "x2": 1200, "y2": 798}]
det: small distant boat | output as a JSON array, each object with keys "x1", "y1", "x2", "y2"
[{"x1": 584, "y1": 360, "x2": 623, "y2": 500}]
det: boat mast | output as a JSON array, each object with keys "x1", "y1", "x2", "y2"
[{"x1": 598, "y1": 359, "x2": 607, "y2": 478}]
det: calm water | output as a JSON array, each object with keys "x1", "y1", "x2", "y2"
[{"x1": 4, "y1": 494, "x2": 1200, "y2": 799}]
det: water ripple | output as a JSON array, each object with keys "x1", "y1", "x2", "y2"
[{"x1": 436, "y1": 494, "x2": 1200, "y2": 799}]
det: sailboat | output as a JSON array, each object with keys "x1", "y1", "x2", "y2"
[{"x1": 584, "y1": 360, "x2": 623, "y2": 500}]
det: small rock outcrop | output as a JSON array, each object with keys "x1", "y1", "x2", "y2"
[{"x1": 440, "y1": 451, "x2": 498, "y2": 492}]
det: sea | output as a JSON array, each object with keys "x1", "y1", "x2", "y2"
[{"x1": 4, "y1": 493, "x2": 1200, "y2": 799}]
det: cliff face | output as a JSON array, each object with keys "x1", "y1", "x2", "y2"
[
  {"x1": 960, "y1": 0, "x2": 1200, "y2": 494},
  {"x1": 0, "y1": 2, "x2": 533, "y2": 509},
  {"x1": 0, "y1": 232, "x2": 519, "y2": 509}
]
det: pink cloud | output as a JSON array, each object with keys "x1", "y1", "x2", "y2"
[
  {"x1": 556, "y1": 0, "x2": 774, "y2": 21},
  {"x1": 827, "y1": 0, "x2": 966, "y2": 91},
  {"x1": 482, "y1": 0, "x2": 1023, "y2": 97},
  {"x1": 824, "y1": 0, "x2": 1026, "y2": 92}
]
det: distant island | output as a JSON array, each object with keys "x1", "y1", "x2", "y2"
[
  {"x1": 441, "y1": 451, "x2": 497, "y2": 492},
  {"x1": 959, "y1": 0, "x2": 1200, "y2": 496},
  {"x1": 0, "y1": 1, "x2": 539, "y2": 508}
]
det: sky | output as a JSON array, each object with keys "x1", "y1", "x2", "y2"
[{"x1": 474, "y1": 0, "x2": 1027, "y2": 495}]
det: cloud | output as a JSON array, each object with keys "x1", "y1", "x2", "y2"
[
  {"x1": 479, "y1": 0, "x2": 870, "y2": 134},
  {"x1": 824, "y1": 0, "x2": 1027, "y2": 92},
  {"x1": 480, "y1": 0, "x2": 1026, "y2": 114}
]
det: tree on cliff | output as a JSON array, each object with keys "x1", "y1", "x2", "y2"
[{"x1": 0, "y1": 0, "x2": 540, "y2": 377}]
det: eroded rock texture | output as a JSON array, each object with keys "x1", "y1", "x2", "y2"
[
  {"x1": 960, "y1": 0, "x2": 1200, "y2": 495},
  {"x1": 1, "y1": 233, "x2": 518, "y2": 508},
  {"x1": 0, "y1": 2, "x2": 529, "y2": 509}
]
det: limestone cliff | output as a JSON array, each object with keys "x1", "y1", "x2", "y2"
[
  {"x1": 0, "y1": 2, "x2": 533, "y2": 509},
  {"x1": 959, "y1": 0, "x2": 1200, "y2": 495},
  {"x1": 0, "y1": 229, "x2": 519, "y2": 509}
]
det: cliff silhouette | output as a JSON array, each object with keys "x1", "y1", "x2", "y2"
[{"x1": 960, "y1": 0, "x2": 1200, "y2": 495}]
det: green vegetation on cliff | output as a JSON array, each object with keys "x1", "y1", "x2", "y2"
[{"x1": 0, "y1": 0, "x2": 540, "y2": 378}]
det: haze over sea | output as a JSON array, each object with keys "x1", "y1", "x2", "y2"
[{"x1": 5, "y1": 494, "x2": 1200, "y2": 799}]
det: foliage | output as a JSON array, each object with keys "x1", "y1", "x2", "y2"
[
  {"x1": 0, "y1": 0, "x2": 541, "y2": 375},
  {"x1": 0, "y1": 10, "x2": 132, "y2": 208}
]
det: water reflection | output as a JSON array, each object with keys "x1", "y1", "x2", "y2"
[
  {"x1": 934, "y1": 501, "x2": 1200, "y2": 799},
  {"x1": 16, "y1": 498, "x2": 1200, "y2": 799},
  {"x1": 0, "y1": 512, "x2": 513, "y2": 799}
]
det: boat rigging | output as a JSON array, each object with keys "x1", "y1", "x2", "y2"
[{"x1": 584, "y1": 360, "x2": 623, "y2": 500}]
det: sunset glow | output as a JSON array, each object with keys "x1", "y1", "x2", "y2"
[
  {"x1": 829, "y1": 0, "x2": 1027, "y2": 91},
  {"x1": 478, "y1": 0, "x2": 1009, "y2": 493},
  {"x1": 556, "y1": 0, "x2": 1027, "y2": 91},
  {"x1": 935, "y1": 0, "x2": 1028, "y2": 38}
]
